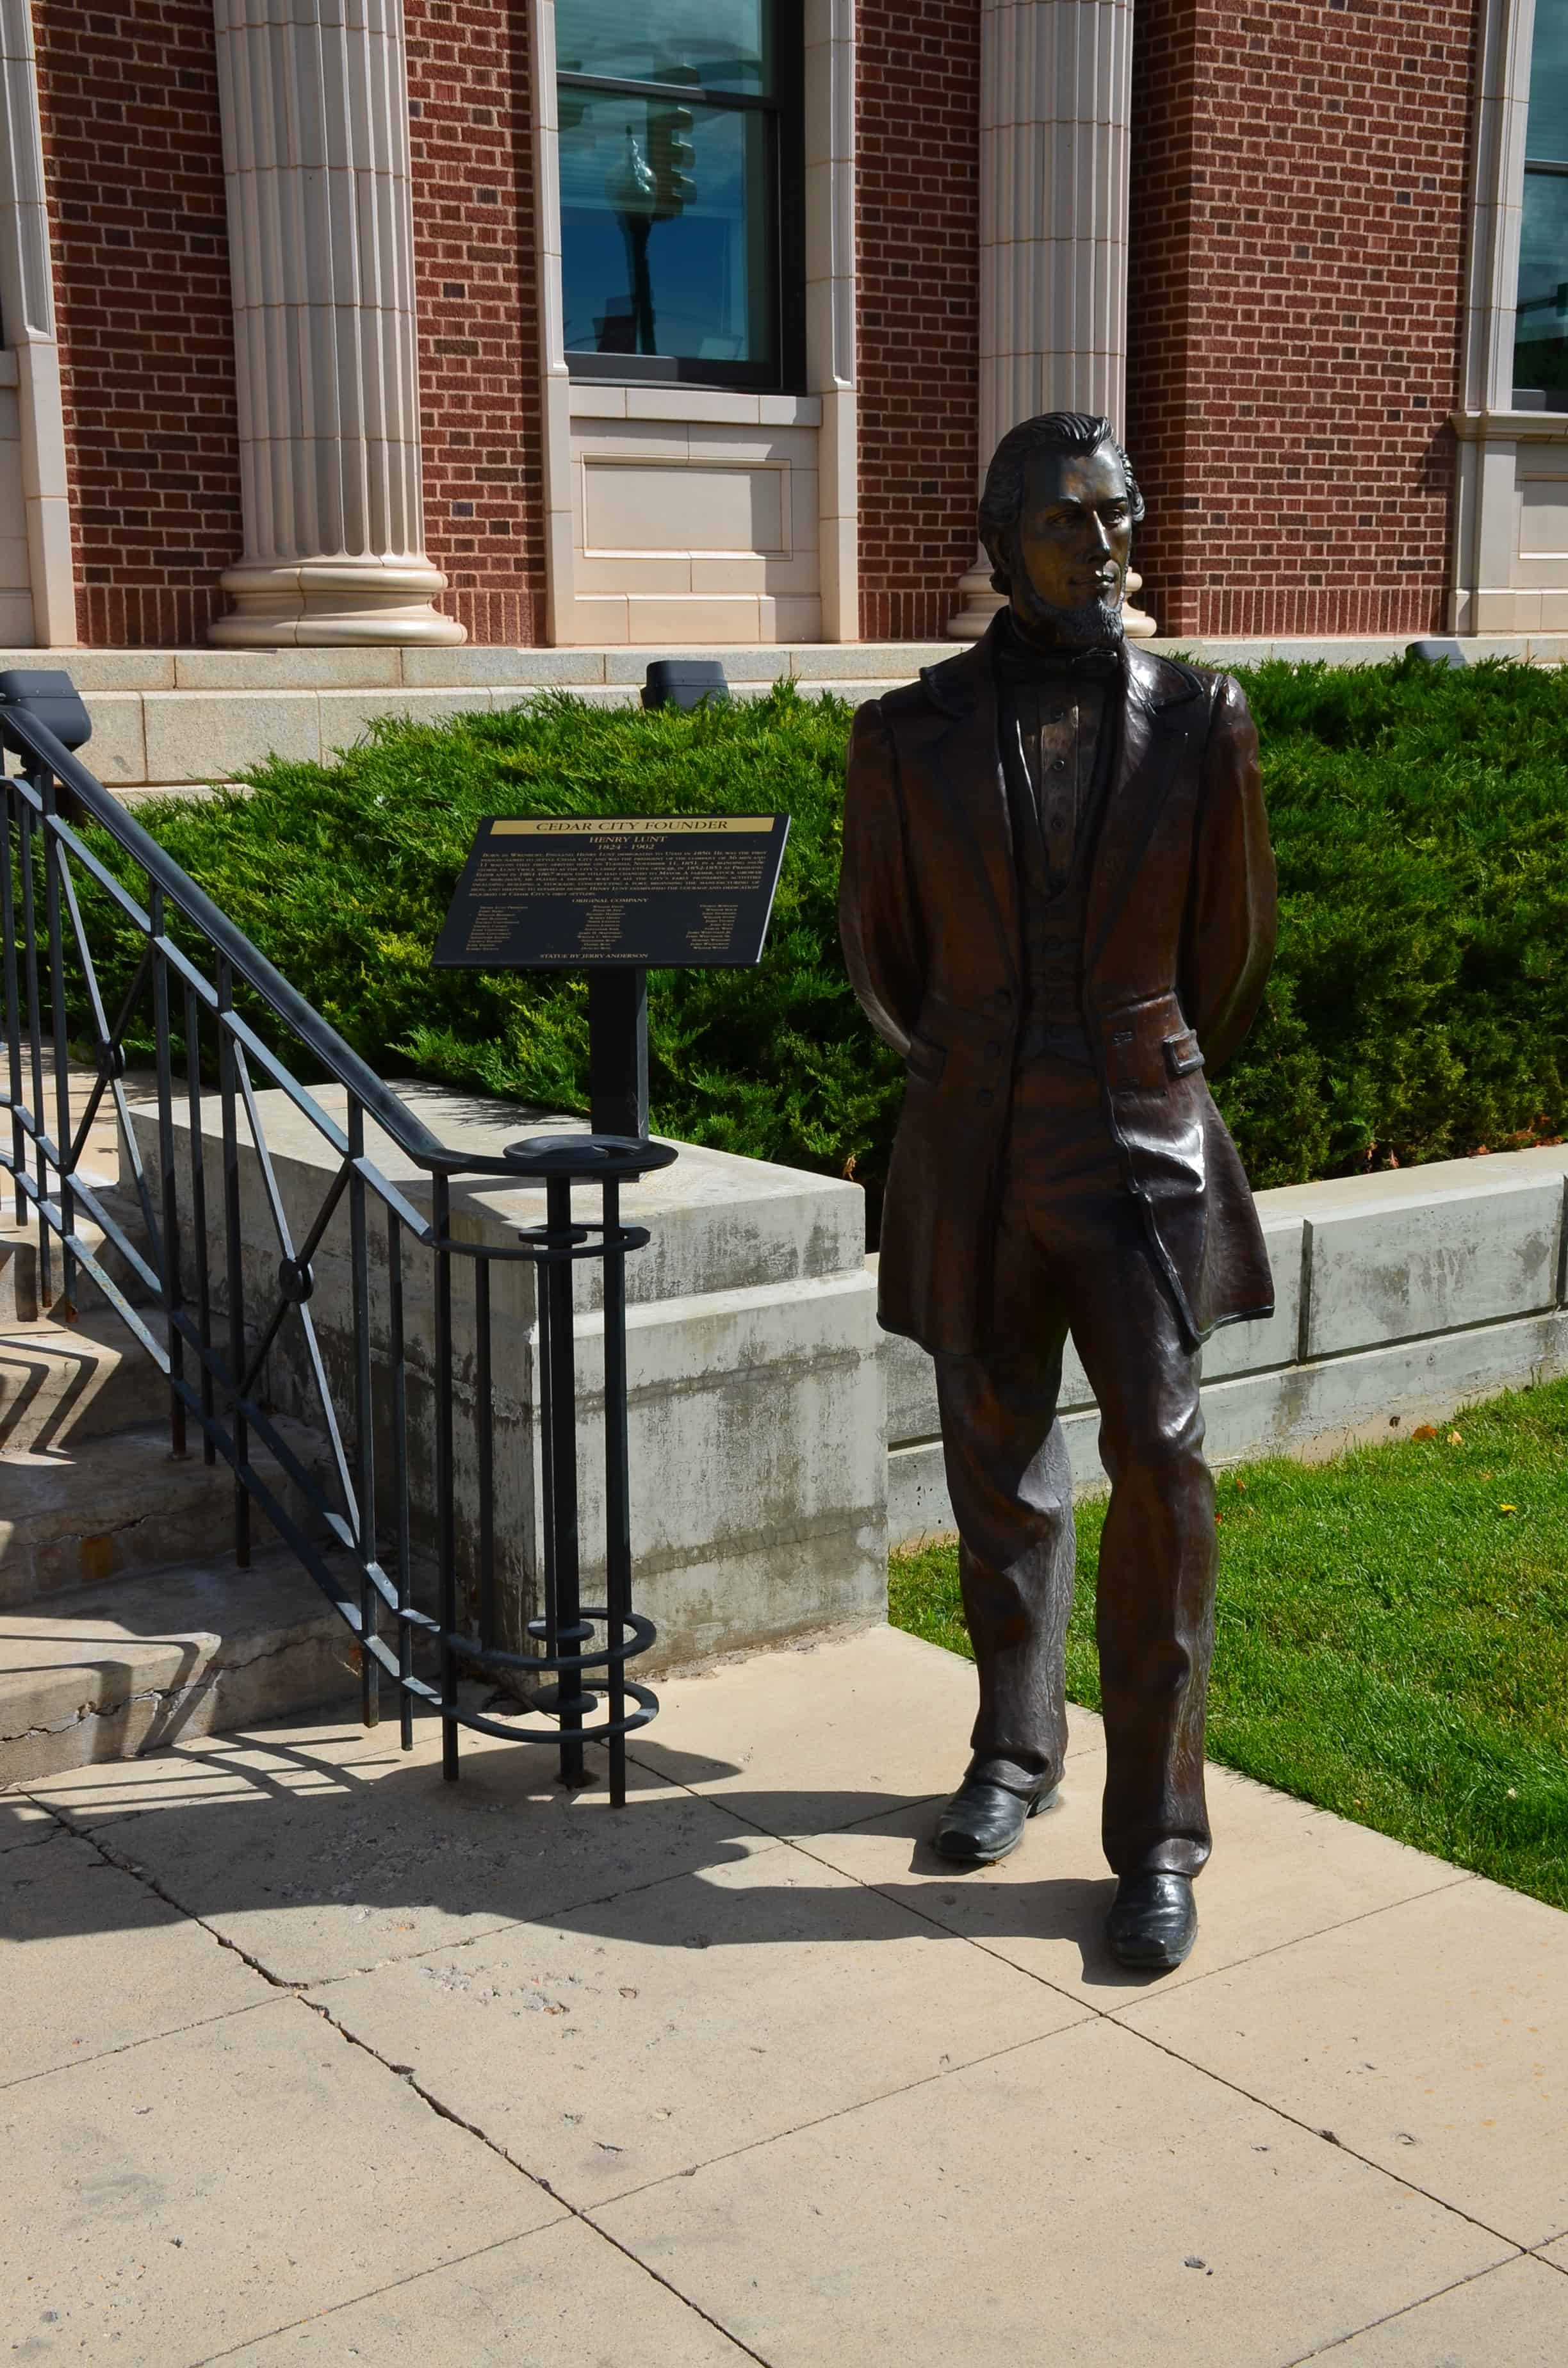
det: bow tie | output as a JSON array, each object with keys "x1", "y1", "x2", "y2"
[{"x1": 991, "y1": 624, "x2": 1123, "y2": 686}]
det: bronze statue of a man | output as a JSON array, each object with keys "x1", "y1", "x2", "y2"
[{"x1": 839, "y1": 413, "x2": 1277, "y2": 1969}]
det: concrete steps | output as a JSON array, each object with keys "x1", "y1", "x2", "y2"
[
  {"x1": 0, "y1": 1304, "x2": 375, "y2": 1782},
  {"x1": 0, "y1": 1413, "x2": 340, "y2": 1606},
  {"x1": 0, "y1": 1550, "x2": 360, "y2": 1786},
  {"x1": 0, "y1": 1186, "x2": 158, "y2": 1324},
  {"x1": 0, "y1": 1307, "x2": 172, "y2": 1452}
]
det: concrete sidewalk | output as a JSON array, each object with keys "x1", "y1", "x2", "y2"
[{"x1": 3, "y1": 1624, "x2": 1565, "y2": 2365}]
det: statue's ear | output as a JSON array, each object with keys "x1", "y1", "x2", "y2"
[{"x1": 981, "y1": 529, "x2": 1012, "y2": 598}]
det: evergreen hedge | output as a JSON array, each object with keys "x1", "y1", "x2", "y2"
[{"x1": 65, "y1": 654, "x2": 1568, "y2": 1222}]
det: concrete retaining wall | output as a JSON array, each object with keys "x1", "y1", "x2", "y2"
[
  {"x1": 127, "y1": 1085, "x2": 886, "y2": 1675},
  {"x1": 11, "y1": 633, "x2": 1568, "y2": 792},
  {"x1": 885, "y1": 1144, "x2": 1568, "y2": 1545},
  {"x1": 127, "y1": 1088, "x2": 1568, "y2": 1651}
]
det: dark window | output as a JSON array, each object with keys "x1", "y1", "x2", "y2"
[
  {"x1": 1515, "y1": 2, "x2": 1568, "y2": 409},
  {"x1": 556, "y1": 0, "x2": 804, "y2": 391}
]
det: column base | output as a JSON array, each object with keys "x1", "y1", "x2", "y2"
[
  {"x1": 209, "y1": 557, "x2": 467, "y2": 648},
  {"x1": 1122, "y1": 570, "x2": 1157, "y2": 640},
  {"x1": 949, "y1": 562, "x2": 1159, "y2": 642},
  {"x1": 947, "y1": 559, "x2": 1005, "y2": 641}
]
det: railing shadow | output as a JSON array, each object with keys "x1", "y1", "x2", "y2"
[{"x1": 3, "y1": 1711, "x2": 1139, "y2": 1991}]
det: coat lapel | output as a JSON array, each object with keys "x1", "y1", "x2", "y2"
[
  {"x1": 918, "y1": 630, "x2": 1020, "y2": 986},
  {"x1": 1083, "y1": 645, "x2": 1202, "y2": 976}
]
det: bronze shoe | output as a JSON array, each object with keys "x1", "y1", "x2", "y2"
[
  {"x1": 931, "y1": 1768, "x2": 1060, "y2": 1864},
  {"x1": 1106, "y1": 1871, "x2": 1197, "y2": 1969}
]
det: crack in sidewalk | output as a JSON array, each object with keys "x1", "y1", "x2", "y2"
[{"x1": 301, "y1": 1991, "x2": 776, "y2": 2368}]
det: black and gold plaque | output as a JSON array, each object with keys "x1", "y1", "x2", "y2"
[{"x1": 432, "y1": 813, "x2": 791, "y2": 971}]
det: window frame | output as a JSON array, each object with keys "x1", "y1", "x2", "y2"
[
  {"x1": 1515, "y1": 156, "x2": 1568, "y2": 407},
  {"x1": 556, "y1": 0, "x2": 806, "y2": 394},
  {"x1": 1512, "y1": 5, "x2": 1568, "y2": 408}
]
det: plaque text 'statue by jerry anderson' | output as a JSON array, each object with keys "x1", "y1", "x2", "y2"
[{"x1": 433, "y1": 814, "x2": 790, "y2": 970}]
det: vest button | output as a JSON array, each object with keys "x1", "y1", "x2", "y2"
[
  {"x1": 977, "y1": 1088, "x2": 995, "y2": 1108},
  {"x1": 1050, "y1": 757, "x2": 1068, "y2": 773}
]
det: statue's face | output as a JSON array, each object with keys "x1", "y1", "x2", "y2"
[{"x1": 1008, "y1": 442, "x2": 1133, "y2": 644}]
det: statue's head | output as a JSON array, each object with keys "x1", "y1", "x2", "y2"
[{"x1": 979, "y1": 412, "x2": 1145, "y2": 649}]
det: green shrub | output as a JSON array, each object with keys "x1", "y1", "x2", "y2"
[{"x1": 58, "y1": 654, "x2": 1568, "y2": 1217}]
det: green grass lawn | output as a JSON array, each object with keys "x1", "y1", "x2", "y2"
[{"x1": 889, "y1": 1377, "x2": 1568, "y2": 1909}]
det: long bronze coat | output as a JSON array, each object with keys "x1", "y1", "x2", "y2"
[{"x1": 839, "y1": 623, "x2": 1278, "y2": 1358}]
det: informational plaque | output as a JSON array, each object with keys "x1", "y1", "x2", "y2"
[{"x1": 432, "y1": 813, "x2": 790, "y2": 970}]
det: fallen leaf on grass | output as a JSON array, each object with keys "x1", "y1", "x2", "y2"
[
  {"x1": 1499, "y1": 1504, "x2": 1519, "y2": 1515},
  {"x1": 1411, "y1": 1424, "x2": 1438, "y2": 1442},
  {"x1": 1448, "y1": 1431, "x2": 1464, "y2": 1445}
]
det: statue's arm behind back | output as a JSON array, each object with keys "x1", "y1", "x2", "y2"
[
  {"x1": 1182, "y1": 675, "x2": 1277, "y2": 1075},
  {"x1": 839, "y1": 699, "x2": 925, "y2": 1061}
]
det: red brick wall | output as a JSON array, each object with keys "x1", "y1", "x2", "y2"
[
  {"x1": 405, "y1": 0, "x2": 545, "y2": 646},
  {"x1": 35, "y1": 4, "x2": 241, "y2": 647},
  {"x1": 1127, "y1": 0, "x2": 1481, "y2": 640},
  {"x1": 856, "y1": 0, "x2": 981, "y2": 641}
]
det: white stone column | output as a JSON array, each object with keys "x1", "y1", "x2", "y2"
[
  {"x1": 949, "y1": 0, "x2": 1153, "y2": 638},
  {"x1": 806, "y1": 0, "x2": 858, "y2": 642},
  {"x1": 0, "y1": 0, "x2": 77, "y2": 646},
  {"x1": 209, "y1": 0, "x2": 463, "y2": 647}
]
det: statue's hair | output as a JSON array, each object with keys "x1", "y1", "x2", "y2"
[{"x1": 978, "y1": 412, "x2": 1144, "y2": 595}]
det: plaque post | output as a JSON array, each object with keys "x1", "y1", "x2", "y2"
[{"x1": 588, "y1": 967, "x2": 649, "y2": 1139}]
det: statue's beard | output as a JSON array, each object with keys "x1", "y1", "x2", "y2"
[{"x1": 1008, "y1": 571, "x2": 1127, "y2": 652}]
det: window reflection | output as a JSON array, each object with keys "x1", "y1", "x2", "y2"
[
  {"x1": 557, "y1": 0, "x2": 785, "y2": 383},
  {"x1": 555, "y1": 0, "x2": 772, "y2": 99},
  {"x1": 1515, "y1": 1, "x2": 1568, "y2": 407}
]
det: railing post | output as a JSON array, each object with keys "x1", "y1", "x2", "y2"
[
  {"x1": 544, "y1": 1173, "x2": 585, "y2": 1789},
  {"x1": 184, "y1": 982, "x2": 217, "y2": 1464},
  {"x1": 386, "y1": 1204, "x2": 414, "y2": 1753},
  {"x1": 476, "y1": 1248, "x2": 495, "y2": 1653},
  {"x1": 17, "y1": 787, "x2": 50, "y2": 1306},
  {"x1": 216, "y1": 957, "x2": 250, "y2": 1570},
  {"x1": 602, "y1": 1174, "x2": 632, "y2": 1808},
  {"x1": 150, "y1": 887, "x2": 188, "y2": 1457},
  {"x1": 1, "y1": 777, "x2": 26, "y2": 1228},
  {"x1": 348, "y1": 1098, "x2": 379, "y2": 1727},
  {"x1": 40, "y1": 773, "x2": 77, "y2": 1317},
  {"x1": 433, "y1": 1172, "x2": 459, "y2": 1780}
]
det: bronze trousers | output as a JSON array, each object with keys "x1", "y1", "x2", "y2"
[{"x1": 933, "y1": 1054, "x2": 1217, "y2": 1877}]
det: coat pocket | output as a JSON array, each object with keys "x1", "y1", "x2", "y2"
[
  {"x1": 1163, "y1": 1027, "x2": 1204, "y2": 1080},
  {"x1": 1102, "y1": 992, "x2": 1193, "y2": 1094},
  {"x1": 905, "y1": 1032, "x2": 947, "y2": 1087}
]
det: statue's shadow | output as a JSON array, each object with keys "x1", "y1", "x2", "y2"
[{"x1": 8, "y1": 1720, "x2": 1162, "y2": 1992}]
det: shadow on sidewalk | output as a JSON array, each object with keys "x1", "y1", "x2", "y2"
[{"x1": 4, "y1": 1706, "x2": 1148, "y2": 1990}]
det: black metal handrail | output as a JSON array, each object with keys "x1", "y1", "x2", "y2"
[{"x1": 1, "y1": 700, "x2": 663, "y2": 1795}]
